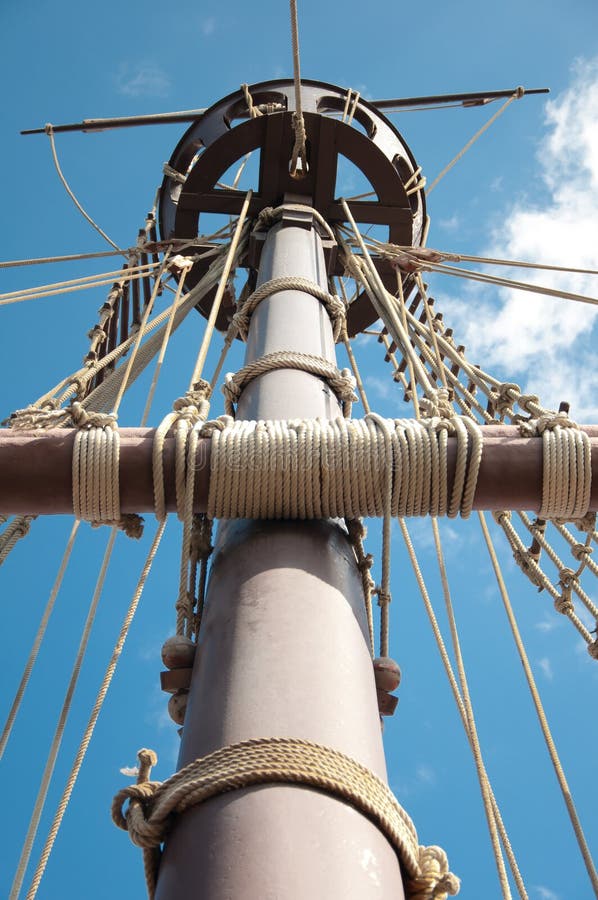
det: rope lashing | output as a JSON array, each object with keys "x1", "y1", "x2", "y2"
[
  {"x1": 112, "y1": 739, "x2": 460, "y2": 900},
  {"x1": 152, "y1": 383, "x2": 213, "y2": 522},
  {"x1": 232, "y1": 276, "x2": 346, "y2": 342},
  {"x1": 205, "y1": 414, "x2": 482, "y2": 520},
  {"x1": 241, "y1": 83, "x2": 263, "y2": 119},
  {"x1": 254, "y1": 203, "x2": 336, "y2": 242},
  {"x1": 71, "y1": 405, "x2": 143, "y2": 538},
  {"x1": 222, "y1": 352, "x2": 358, "y2": 418},
  {"x1": 519, "y1": 413, "x2": 592, "y2": 520}
]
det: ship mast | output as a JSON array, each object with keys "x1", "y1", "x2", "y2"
[{"x1": 2, "y1": 72, "x2": 598, "y2": 900}]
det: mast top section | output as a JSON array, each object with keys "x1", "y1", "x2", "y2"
[{"x1": 158, "y1": 79, "x2": 427, "y2": 333}]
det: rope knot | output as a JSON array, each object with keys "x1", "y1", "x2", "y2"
[
  {"x1": 200, "y1": 415, "x2": 234, "y2": 437},
  {"x1": 172, "y1": 385, "x2": 211, "y2": 423},
  {"x1": 137, "y1": 748, "x2": 158, "y2": 782},
  {"x1": 534, "y1": 411, "x2": 578, "y2": 435},
  {"x1": 407, "y1": 845, "x2": 460, "y2": 899},
  {"x1": 571, "y1": 542, "x2": 592, "y2": 562},
  {"x1": 375, "y1": 587, "x2": 392, "y2": 608},
  {"x1": 489, "y1": 382, "x2": 520, "y2": 417},
  {"x1": 512, "y1": 549, "x2": 545, "y2": 589},
  {"x1": 255, "y1": 206, "x2": 276, "y2": 230},
  {"x1": 517, "y1": 393, "x2": 542, "y2": 416},
  {"x1": 555, "y1": 566, "x2": 576, "y2": 614},
  {"x1": 241, "y1": 83, "x2": 262, "y2": 118},
  {"x1": 588, "y1": 637, "x2": 598, "y2": 660},
  {"x1": 190, "y1": 515, "x2": 214, "y2": 559},
  {"x1": 419, "y1": 389, "x2": 453, "y2": 420},
  {"x1": 70, "y1": 401, "x2": 117, "y2": 430}
]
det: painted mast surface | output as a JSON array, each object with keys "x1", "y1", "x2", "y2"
[{"x1": 154, "y1": 210, "x2": 406, "y2": 898}]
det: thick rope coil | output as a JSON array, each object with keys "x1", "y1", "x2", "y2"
[
  {"x1": 203, "y1": 415, "x2": 482, "y2": 520},
  {"x1": 232, "y1": 276, "x2": 346, "y2": 342},
  {"x1": 71, "y1": 411, "x2": 144, "y2": 538},
  {"x1": 112, "y1": 738, "x2": 459, "y2": 900},
  {"x1": 222, "y1": 352, "x2": 358, "y2": 418},
  {"x1": 520, "y1": 413, "x2": 592, "y2": 520}
]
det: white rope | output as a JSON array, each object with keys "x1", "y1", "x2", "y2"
[{"x1": 203, "y1": 414, "x2": 482, "y2": 520}]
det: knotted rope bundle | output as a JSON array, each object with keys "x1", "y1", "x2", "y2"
[
  {"x1": 206, "y1": 413, "x2": 483, "y2": 521},
  {"x1": 112, "y1": 739, "x2": 460, "y2": 899}
]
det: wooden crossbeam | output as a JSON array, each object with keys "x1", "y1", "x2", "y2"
[{"x1": 1, "y1": 426, "x2": 597, "y2": 516}]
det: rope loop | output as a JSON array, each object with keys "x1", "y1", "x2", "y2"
[
  {"x1": 222, "y1": 353, "x2": 357, "y2": 418},
  {"x1": 232, "y1": 276, "x2": 346, "y2": 342},
  {"x1": 253, "y1": 203, "x2": 336, "y2": 242},
  {"x1": 112, "y1": 737, "x2": 459, "y2": 899}
]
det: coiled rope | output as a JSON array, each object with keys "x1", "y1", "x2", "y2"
[{"x1": 112, "y1": 739, "x2": 460, "y2": 900}]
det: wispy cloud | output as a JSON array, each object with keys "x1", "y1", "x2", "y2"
[
  {"x1": 441, "y1": 57, "x2": 598, "y2": 419},
  {"x1": 201, "y1": 17, "x2": 216, "y2": 36},
  {"x1": 438, "y1": 214, "x2": 460, "y2": 233},
  {"x1": 416, "y1": 763, "x2": 436, "y2": 785},
  {"x1": 115, "y1": 62, "x2": 171, "y2": 98},
  {"x1": 119, "y1": 765, "x2": 139, "y2": 777},
  {"x1": 537, "y1": 656, "x2": 554, "y2": 680},
  {"x1": 534, "y1": 886, "x2": 559, "y2": 900}
]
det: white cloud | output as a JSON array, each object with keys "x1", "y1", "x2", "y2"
[
  {"x1": 537, "y1": 656, "x2": 554, "y2": 680},
  {"x1": 535, "y1": 616, "x2": 558, "y2": 633},
  {"x1": 416, "y1": 763, "x2": 436, "y2": 785},
  {"x1": 534, "y1": 886, "x2": 559, "y2": 900},
  {"x1": 115, "y1": 63, "x2": 171, "y2": 98},
  {"x1": 438, "y1": 214, "x2": 460, "y2": 233},
  {"x1": 365, "y1": 374, "x2": 393, "y2": 399},
  {"x1": 201, "y1": 17, "x2": 216, "y2": 36},
  {"x1": 119, "y1": 765, "x2": 139, "y2": 777},
  {"x1": 440, "y1": 58, "x2": 598, "y2": 419}
]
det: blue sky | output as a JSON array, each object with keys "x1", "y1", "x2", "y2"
[{"x1": 1, "y1": 1, "x2": 598, "y2": 898}]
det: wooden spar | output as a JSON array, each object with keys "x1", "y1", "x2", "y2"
[
  {"x1": 153, "y1": 212, "x2": 406, "y2": 897},
  {"x1": 1, "y1": 426, "x2": 598, "y2": 516}
]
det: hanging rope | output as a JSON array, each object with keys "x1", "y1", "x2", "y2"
[
  {"x1": 426, "y1": 88, "x2": 524, "y2": 196},
  {"x1": 10, "y1": 529, "x2": 118, "y2": 900},
  {"x1": 45, "y1": 124, "x2": 123, "y2": 253},
  {"x1": 25, "y1": 521, "x2": 166, "y2": 900},
  {"x1": 479, "y1": 512, "x2": 598, "y2": 895},
  {"x1": 289, "y1": 0, "x2": 308, "y2": 177},
  {"x1": 0, "y1": 522, "x2": 80, "y2": 759},
  {"x1": 400, "y1": 519, "x2": 527, "y2": 899}
]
